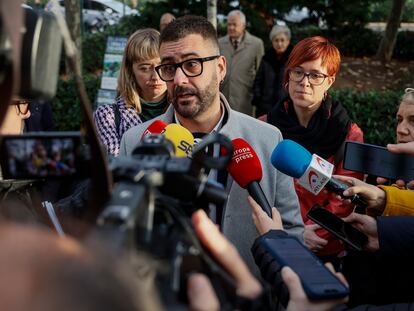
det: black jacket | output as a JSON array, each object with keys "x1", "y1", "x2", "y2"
[{"x1": 252, "y1": 45, "x2": 293, "y2": 117}]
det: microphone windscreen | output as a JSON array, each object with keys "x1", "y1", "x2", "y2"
[
  {"x1": 163, "y1": 124, "x2": 194, "y2": 157},
  {"x1": 270, "y1": 139, "x2": 312, "y2": 178},
  {"x1": 141, "y1": 120, "x2": 168, "y2": 139},
  {"x1": 227, "y1": 138, "x2": 262, "y2": 188}
]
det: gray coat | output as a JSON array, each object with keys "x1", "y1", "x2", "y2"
[
  {"x1": 219, "y1": 32, "x2": 264, "y2": 116},
  {"x1": 120, "y1": 94, "x2": 303, "y2": 276}
]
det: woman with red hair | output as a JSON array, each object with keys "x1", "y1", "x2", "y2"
[{"x1": 265, "y1": 36, "x2": 364, "y2": 265}]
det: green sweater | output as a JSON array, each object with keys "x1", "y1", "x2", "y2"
[{"x1": 140, "y1": 95, "x2": 168, "y2": 122}]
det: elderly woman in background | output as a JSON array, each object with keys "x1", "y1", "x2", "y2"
[
  {"x1": 396, "y1": 88, "x2": 414, "y2": 144},
  {"x1": 264, "y1": 36, "x2": 364, "y2": 266},
  {"x1": 252, "y1": 25, "x2": 293, "y2": 117},
  {"x1": 94, "y1": 28, "x2": 167, "y2": 156}
]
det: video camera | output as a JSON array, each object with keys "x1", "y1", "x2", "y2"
[{"x1": 0, "y1": 4, "x2": 248, "y2": 309}]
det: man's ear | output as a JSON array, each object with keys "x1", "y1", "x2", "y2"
[
  {"x1": 218, "y1": 55, "x2": 226, "y2": 83},
  {"x1": 19, "y1": 110, "x2": 31, "y2": 120}
]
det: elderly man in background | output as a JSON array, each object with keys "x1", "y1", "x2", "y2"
[
  {"x1": 219, "y1": 10, "x2": 264, "y2": 116},
  {"x1": 159, "y1": 12, "x2": 175, "y2": 32}
]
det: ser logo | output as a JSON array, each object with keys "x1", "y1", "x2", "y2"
[{"x1": 177, "y1": 140, "x2": 193, "y2": 154}]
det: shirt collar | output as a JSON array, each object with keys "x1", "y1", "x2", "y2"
[{"x1": 173, "y1": 102, "x2": 225, "y2": 134}]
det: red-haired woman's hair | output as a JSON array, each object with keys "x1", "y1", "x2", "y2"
[{"x1": 283, "y1": 36, "x2": 341, "y2": 85}]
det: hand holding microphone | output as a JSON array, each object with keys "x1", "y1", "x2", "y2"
[
  {"x1": 247, "y1": 196, "x2": 282, "y2": 235},
  {"x1": 225, "y1": 138, "x2": 273, "y2": 217},
  {"x1": 271, "y1": 140, "x2": 367, "y2": 211}
]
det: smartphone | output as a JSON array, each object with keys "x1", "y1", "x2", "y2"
[
  {"x1": 343, "y1": 141, "x2": 414, "y2": 181},
  {"x1": 261, "y1": 235, "x2": 349, "y2": 300},
  {"x1": 307, "y1": 204, "x2": 368, "y2": 251},
  {"x1": 0, "y1": 132, "x2": 85, "y2": 179}
]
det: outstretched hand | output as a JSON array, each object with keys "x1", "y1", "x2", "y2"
[
  {"x1": 282, "y1": 262, "x2": 348, "y2": 311},
  {"x1": 333, "y1": 175, "x2": 386, "y2": 213},
  {"x1": 386, "y1": 142, "x2": 414, "y2": 189},
  {"x1": 387, "y1": 141, "x2": 414, "y2": 155},
  {"x1": 247, "y1": 196, "x2": 283, "y2": 235},
  {"x1": 303, "y1": 224, "x2": 328, "y2": 253},
  {"x1": 342, "y1": 213, "x2": 379, "y2": 252},
  {"x1": 189, "y1": 209, "x2": 262, "y2": 309}
]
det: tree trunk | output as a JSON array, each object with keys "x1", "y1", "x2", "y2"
[
  {"x1": 64, "y1": 0, "x2": 82, "y2": 73},
  {"x1": 207, "y1": 0, "x2": 217, "y2": 29},
  {"x1": 376, "y1": 0, "x2": 406, "y2": 63}
]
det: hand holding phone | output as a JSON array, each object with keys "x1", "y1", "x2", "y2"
[
  {"x1": 259, "y1": 235, "x2": 349, "y2": 300},
  {"x1": 307, "y1": 204, "x2": 368, "y2": 251},
  {"x1": 343, "y1": 141, "x2": 414, "y2": 182}
]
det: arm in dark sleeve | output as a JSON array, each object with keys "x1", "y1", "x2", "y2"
[
  {"x1": 377, "y1": 216, "x2": 414, "y2": 257},
  {"x1": 252, "y1": 59, "x2": 265, "y2": 107},
  {"x1": 41, "y1": 102, "x2": 55, "y2": 131},
  {"x1": 251, "y1": 230, "x2": 290, "y2": 308},
  {"x1": 333, "y1": 303, "x2": 414, "y2": 310}
]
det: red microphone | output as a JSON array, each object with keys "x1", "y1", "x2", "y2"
[
  {"x1": 141, "y1": 120, "x2": 168, "y2": 139},
  {"x1": 226, "y1": 138, "x2": 273, "y2": 217}
]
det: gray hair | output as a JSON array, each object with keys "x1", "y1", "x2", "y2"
[
  {"x1": 269, "y1": 25, "x2": 291, "y2": 41},
  {"x1": 401, "y1": 88, "x2": 414, "y2": 105},
  {"x1": 228, "y1": 10, "x2": 246, "y2": 25}
]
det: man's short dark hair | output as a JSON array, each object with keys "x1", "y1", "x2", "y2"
[{"x1": 160, "y1": 15, "x2": 219, "y2": 51}]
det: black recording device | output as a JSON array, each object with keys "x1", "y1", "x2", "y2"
[
  {"x1": 307, "y1": 204, "x2": 368, "y2": 251},
  {"x1": 18, "y1": 6, "x2": 62, "y2": 100},
  {"x1": 0, "y1": 132, "x2": 89, "y2": 179},
  {"x1": 252, "y1": 232, "x2": 349, "y2": 301},
  {"x1": 0, "y1": 5, "x2": 264, "y2": 310},
  {"x1": 344, "y1": 141, "x2": 414, "y2": 182},
  {"x1": 96, "y1": 132, "x2": 257, "y2": 309}
]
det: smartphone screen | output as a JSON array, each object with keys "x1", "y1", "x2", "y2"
[
  {"x1": 0, "y1": 132, "x2": 82, "y2": 179},
  {"x1": 343, "y1": 141, "x2": 414, "y2": 181},
  {"x1": 262, "y1": 236, "x2": 349, "y2": 300},
  {"x1": 307, "y1": 205, "x2": 368, "y2": 251}
]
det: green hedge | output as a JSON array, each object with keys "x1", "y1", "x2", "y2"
[
  {"x1": 330, "y1": 88, "x2": 401, "y2": 146},
  {"x1": 53, "y1": 74, "x2": 100, "y2": 131},
  {"x1": 52, "y1": 81, "x2": 401, "y2": 147}
]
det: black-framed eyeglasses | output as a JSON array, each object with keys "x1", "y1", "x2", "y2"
[
  {"x1": 155, "y1": 55, "x2": 220, "y2": 82},
  {"x1": 12, "y1": 100, "x2": 30, "y2": 115},
  {"x1": 288, "y1": 68, "x2": 330, "y2": 86}
]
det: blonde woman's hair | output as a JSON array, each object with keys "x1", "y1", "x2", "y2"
[
  {"x1": 117, "y1": 28, "x2": 161, "y2": 113},
  {"x1": 402, "y1": 88, "x2": 414, "y2": 105}
]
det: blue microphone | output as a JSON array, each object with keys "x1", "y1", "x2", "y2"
[
  {"x1": 271, "y1": 139, "x2": 312, "y2": 178},
  {"x1": 271, "y1": 140, "x2": 367, "y2": 210}
]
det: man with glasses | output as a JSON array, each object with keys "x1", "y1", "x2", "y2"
[
  {"x1": 120, "y1": 16, "x2": 303, "y2": 275},
  {"x1": 218, "y1": 10, "x2": 264, "y2": 116}
]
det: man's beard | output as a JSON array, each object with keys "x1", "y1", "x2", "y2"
[{"x1": 171, "y1": 75, "x2": 217, "y2": 119}]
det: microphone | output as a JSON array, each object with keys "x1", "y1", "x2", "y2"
[
  {"x1": 226, "y1": 138, "x2": 273, "y2": 217},
  {"x1": 141, "y1": 120, "x2": 168, "y2": 139},
  {"x1": 271, "y1": 140, "x2": 367, "y2": 209},
  {"x1": 163, "y1": 124, "x2": 194, "y2": 157}
]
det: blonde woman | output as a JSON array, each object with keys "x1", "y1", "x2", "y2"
[{"x1": 94, "y1": 28, "x2": 167, "y2": 156}]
